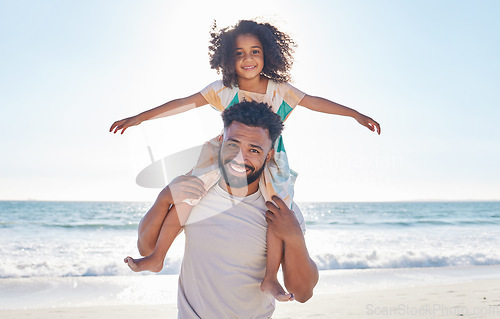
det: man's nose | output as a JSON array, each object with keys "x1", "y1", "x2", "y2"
[
  {"x1": 231, "y1": 148, "x2": 250, "y2": 165},
  {"x1": 232, "y1": 149, "x2": 244, "y2": 163}
]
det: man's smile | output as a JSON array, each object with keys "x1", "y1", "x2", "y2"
[{"x1": 228, "y1": 162, "x2": 250, "y2": 174}]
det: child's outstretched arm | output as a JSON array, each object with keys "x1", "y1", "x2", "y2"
[
  {"x1": 299, "y1": 95, "x2": 381, "y2": 134},
  {"x1": 109, "y1": 92, "x2": 208, "y2": 134}
]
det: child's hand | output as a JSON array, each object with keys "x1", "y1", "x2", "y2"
[
  {"x1": 109, "y1": 116, "x2": 142, "y2": 134},
  {"x1": 355, "y1": 113, "x2": 381, "y2": 135}
]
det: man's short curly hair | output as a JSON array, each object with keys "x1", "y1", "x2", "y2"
[
  {"x1": 221, "y1": 101, "x2": 284, "y2": 146},
  {"x1": 209, "y1": 20, "x2": 296, "y2": 87}
]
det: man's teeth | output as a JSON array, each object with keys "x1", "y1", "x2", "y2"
[{"x1": 229, "y1": 163, "x2": 246, "y2": 173}]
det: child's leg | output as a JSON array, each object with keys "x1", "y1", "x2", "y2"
[
  {"x1": 260, "y1": 228, "x2": 294, "y2": 301},
  {"x1": 125, "y1": 203, "x2": 192, "y2": 272}
]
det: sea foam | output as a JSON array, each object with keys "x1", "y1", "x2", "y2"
[{"x1": 1, "y1": 201, "x2": 500, "y2": 278}]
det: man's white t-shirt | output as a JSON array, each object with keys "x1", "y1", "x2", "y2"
[{"x1": 177, "y1": 183, "x2": 306, "y2": 319}]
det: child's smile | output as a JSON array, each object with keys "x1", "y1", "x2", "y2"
[{"x1": 235, "y1": 34, "x2": 264, "y2": 82}]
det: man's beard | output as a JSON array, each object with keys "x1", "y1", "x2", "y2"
[{"x1": 218, "y1": 152, "x2": 266, "y2": 189}]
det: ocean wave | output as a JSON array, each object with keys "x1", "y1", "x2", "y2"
[
  {"x1": 306, "y1": 219, "x2": 500, "y2": 228},
  {"x1": 0, "y1": 222, "x2": 139, "y2": 230},
  {"x1": 0, "y1": 256, "x2": 183, "y2": 279},
  {"x1": 313, "y1": 252, "x2": 500, "y2": 270},
  {"x1": 3, "y1": 247, "x2": 500, "y2": 279},
  {"x1": 47, "y1": 223, "x2": 138, "y2": 230}
]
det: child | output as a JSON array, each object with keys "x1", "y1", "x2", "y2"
[{"x1": 110, "y1": 19, "x2": 381, "y2": 302}]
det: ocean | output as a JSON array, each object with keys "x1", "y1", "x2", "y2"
[
  {"x1": 2, "y1": 200, "x2": 500, "y2": 309},
  {"x1": 2, "y1": 200, "x2": 500, "y2": 278}
]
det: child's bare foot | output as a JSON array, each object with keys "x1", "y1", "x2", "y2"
[
  {"x1": 260, "y1": 278, "x2": 294, "y2": 302},
  {"x1": 124, "y1": 255, "x2": 163, "y2": 273}
]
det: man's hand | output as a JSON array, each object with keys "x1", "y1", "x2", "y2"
[
  {"x1": 158, "y1": 175, "x2": 206, "y2": 205},
  {"x1": 265, "y1": 196, "x2": 303, "y2": 241}
]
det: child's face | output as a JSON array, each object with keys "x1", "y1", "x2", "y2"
[{"x1": 234, "y1": 34, "x2": 264, "y2": 82}]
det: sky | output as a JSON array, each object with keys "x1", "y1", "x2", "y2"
[{"x1": 1, "y1": 0, "x2": 499, "y2": 202}]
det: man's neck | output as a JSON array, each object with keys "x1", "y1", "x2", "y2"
[{"x1": 218, "y1": 178, "x2": 260, "y2": 197}]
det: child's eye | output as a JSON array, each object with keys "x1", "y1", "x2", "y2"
[{"x1": 235, "y1": 51, "x2": 243, "y2": 56}]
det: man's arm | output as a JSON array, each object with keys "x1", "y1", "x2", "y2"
[
  {"x1": 137, "y1": 175, "x2": 205, "y2": 256},
  {"x1": 265, "y1": 196, "x2": 319, "y2": 303}
]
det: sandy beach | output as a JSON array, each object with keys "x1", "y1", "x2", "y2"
[
  {"x1": 274, "y1": 280, "x2": 500, "y2": 318},
  {"x1": 2, "y1": 279, "x2": 500, "y2": 318},
  {"x1": 2, "y1": 266, "x2": 500, "y2": 318}
]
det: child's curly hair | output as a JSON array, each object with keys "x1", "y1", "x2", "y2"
[{"x1": 209, "y1": 20, "x2": 296, "y2": 87}]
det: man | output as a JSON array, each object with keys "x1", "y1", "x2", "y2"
[{"x1": 137, "y1": 101, "x2": 318, "y2": 318}]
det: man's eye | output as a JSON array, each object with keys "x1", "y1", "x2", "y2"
[{"x1": 250, "y1": 149, "x2": 260, "y2": 154}]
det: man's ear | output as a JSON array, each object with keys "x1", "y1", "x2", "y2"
[{"x1": 265, "y1": 148, "x2": 275, "y2": 164}]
